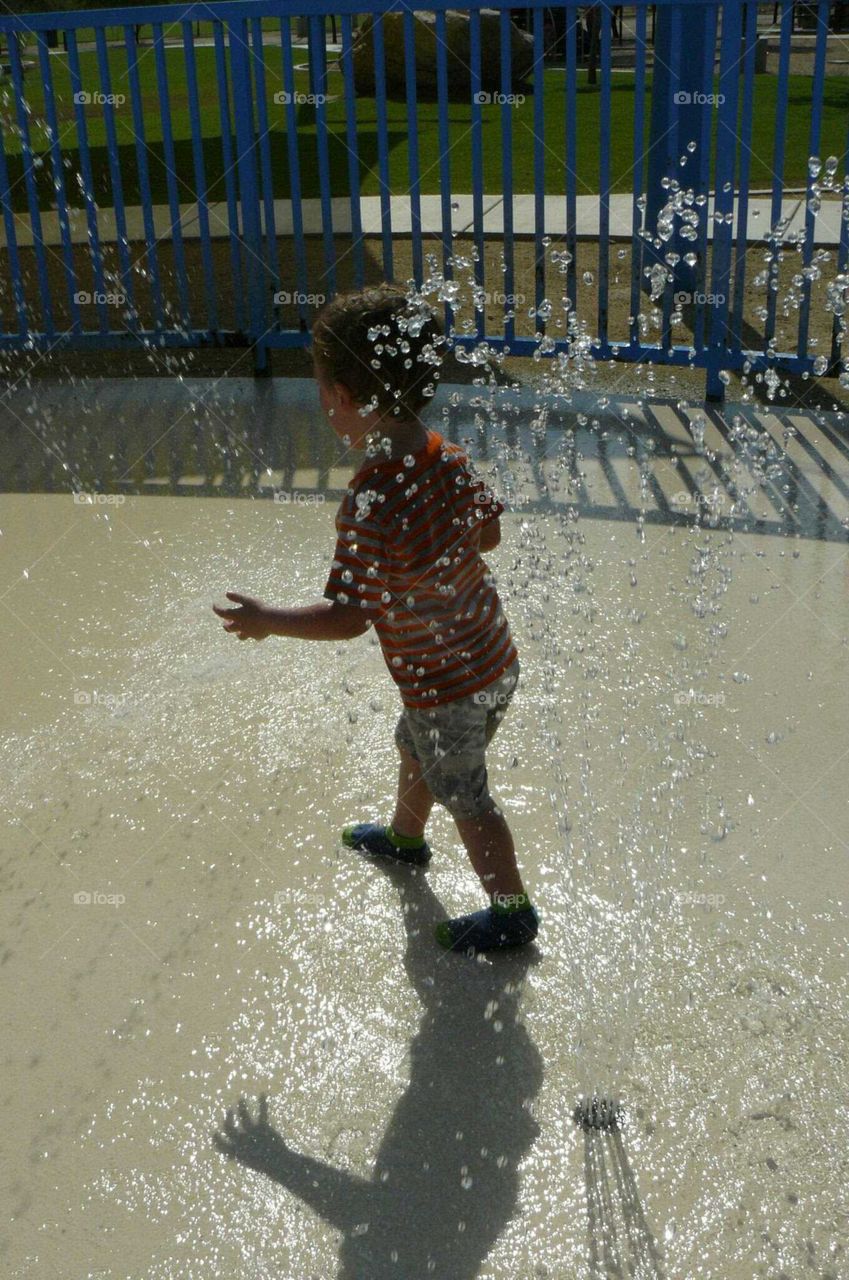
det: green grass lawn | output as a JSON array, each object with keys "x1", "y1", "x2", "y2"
[{"x1": 2, "y1": 41, "x2": 845, "y2": 213}]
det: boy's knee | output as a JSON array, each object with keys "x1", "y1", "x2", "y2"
[{"x1": 452, "y1": 794, "x2": 499, "y2": 823}]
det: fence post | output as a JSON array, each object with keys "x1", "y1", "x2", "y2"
[
  {"x1": 705, "y1": 0, "x2": 743, "y2": 400},
  {"x1": 643, "y1": 1, "x2": 718, "y2": 300},
  {"x1": 230, "y1": 20, "x2": 270, "y2": 374}
]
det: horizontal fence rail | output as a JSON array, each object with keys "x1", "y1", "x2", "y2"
[{"x1": 0, "y1": 0, "x2": 847, "y2": 401}]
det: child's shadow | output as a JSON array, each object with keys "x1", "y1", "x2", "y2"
[{"x1": 214, "y1": 864, "x2": 544, "y2": 1278}]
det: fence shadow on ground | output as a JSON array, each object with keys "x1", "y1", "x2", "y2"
[{"x1": 2, "y1": 377, "x2": 847, "y2": 543}]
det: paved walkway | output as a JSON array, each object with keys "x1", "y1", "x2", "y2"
[{"x1": 3, "y1": 192, "x2": 843, "y2": 249}]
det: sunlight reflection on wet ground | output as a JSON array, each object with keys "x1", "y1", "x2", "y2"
[{"x1": 2, "y1": 379, "x2": 848, "y2": 1278}]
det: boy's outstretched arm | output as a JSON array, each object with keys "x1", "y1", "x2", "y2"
[
  {"x1": 214, "y1": 1095, "x2": 374, "y2": 1232},
  {"x1": 212, "y1": 591, "x2": 370, "y2": 641}
]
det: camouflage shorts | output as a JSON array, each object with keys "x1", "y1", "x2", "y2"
[{"x1": 394, "y1": 656, "x2": 520, "y2": 820}]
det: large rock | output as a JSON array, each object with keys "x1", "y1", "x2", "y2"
[{"x1": 349, "y1": 9, "x2": 536, "y2": 100}]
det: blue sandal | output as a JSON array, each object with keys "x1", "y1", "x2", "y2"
[
  {"x1": 341, "y1": 822, "x2": 432, "y2": 868},
  {"x1": 435, "y1": 905, "x2": 540, "y2": 953}
]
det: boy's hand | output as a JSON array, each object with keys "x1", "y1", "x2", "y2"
[
  {"x1": 212, "y1": 592, "x2": 273, "y2": 641},
  {"x1": 213, "y1": 1095, "x2": 287, "y2": 1171}
]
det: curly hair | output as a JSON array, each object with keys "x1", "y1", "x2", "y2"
[{"x1": 311, "y1": 283, "x2": 445, "y2": 423}]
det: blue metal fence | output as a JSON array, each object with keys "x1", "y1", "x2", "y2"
[{"x1": 0, "y1": 0, "x2": 845, "y2": 401}]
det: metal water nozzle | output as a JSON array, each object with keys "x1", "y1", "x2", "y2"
[{"x1": 573, "y1": 1094, "x2": 622, "y2": 1131}]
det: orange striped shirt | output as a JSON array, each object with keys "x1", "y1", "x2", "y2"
[{"x1": 323, "y1": 429, "x2": 518, "y2": 708}]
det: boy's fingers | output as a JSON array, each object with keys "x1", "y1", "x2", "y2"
[
  {"x1": 226, "y1": 591, "x2": 251, "y2": 606},
  {"x1": 212, "y1": 1131, "x2": 234, "y2": 1157}
]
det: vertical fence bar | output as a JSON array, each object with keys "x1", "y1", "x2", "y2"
[
  {"x1": 182, "y1": 19, "x2": 219, "y2": 333},
  {"x1": 829, "y1": 116, "x2": 849, "y2": 373},
  {"x1": 230, "y1": 18, "x2": 268, "y2": 357},
  {"x1": 340, "y1": 14, "x2": 364, "y2": 290},
  {"x1": 565, "y1": 3, "x2": 578, "y2": 319},
  {"x1": 213, "y1": 18, "x2": 245, "y2": 331},
  {"x1": 500, "y1": 10, "x2": 515, "y2": 348},
  {"x1": 693, "y1": 1, "x2": 718, "y2": 355},
  {"x1": 598, "y1": 1, "x2": 612, "y2": 352},
  {"x1": 67, "y1": 28, "x2": 108, "y2": 335},
  {"x1": 470, "y1": 8, "x2": 485, "y2": 337},
  {"x1": 629, "y1": 2, "x2": 648, "y2": 352},
  {"x1": 532, "y1": 6, "x2": 545, "y2": 324},
  {"x1": 659, "y1": 3, "x2": 682, "y2": 353},
  {"x1": 796, "y1": 0, "x2": 829, "y2": 361},
  {"x1": 730, "y1": 1, "x2": 757, "y2": 355},
  {"x1": 706, "y1": 0, "x2": 743, "y2": 398},
  {"x1": 36, "y1": 32, "x2": 81, "y2": 335},
  {"x1": 251, "y1": 17, "x2": 281, "y2": 313},
  {"x1": 124, "y1": 24, "x2": 165, "y2": 334},
  {"x1": 250, "y1": 11, "x2": 280, "y2": 360},
  {"x1": 279, "y1": 16, "x2": 309, "y2": 331},
  {"x1": 435, "y1": 9, "x2": 453, "y2": 294},
  {"x1": 0, "y1": 113, "x2": 28, "y2": 339},
  {"x1": 310, "y1": 12, "x2": 335, "y2": 299},
  {"x1": 403, "y1": 10, "x2": 423, "y2": 285},
  {"x1": 764, "y1": 0, "x2": 793, "y2": 352},
  {"x1": 8, "y1": 33, "x2": 54, "y2": 337},
  {"x1": 153, "y1": 21, "x2": 191, "y2": 329},
  {"x1": 94, "y1": 26, "x2": 136, "y2": 326},
  {"x1": 372, "y1": 13, "x2": 394, "y2": 281}
]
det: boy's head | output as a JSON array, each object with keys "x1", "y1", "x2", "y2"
[{"x1": 311, "y1": 283, "x2": 444, "y2": 443}]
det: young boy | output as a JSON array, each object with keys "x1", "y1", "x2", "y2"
[{"x1": 212, "y1": 284, "x2": 539, "y2": 954}]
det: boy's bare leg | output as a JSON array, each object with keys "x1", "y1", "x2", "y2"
[
  {"x1": 454, "y1": 803, "x2": 527, "y2": 901},
  {"x1": 391, "y1": 744, "x2": 436, "y2": 839}
]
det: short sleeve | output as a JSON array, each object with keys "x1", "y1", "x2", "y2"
[{"x1": 323, "y1": 497, "x2": 391, "y2": 614}]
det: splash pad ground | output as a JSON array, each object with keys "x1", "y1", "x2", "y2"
[{"x1": 1, "y1": 376, "x2": 848, "y2": 1279}]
